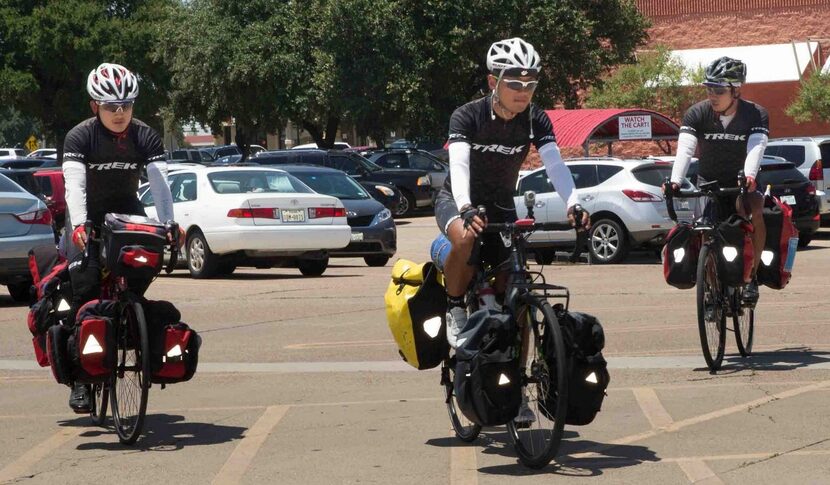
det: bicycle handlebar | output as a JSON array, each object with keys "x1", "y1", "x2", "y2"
[{"x1": 664, "y1": 171, "x2": 747, "y2": 222}]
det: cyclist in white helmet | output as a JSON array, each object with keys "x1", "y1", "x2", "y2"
[
  {"x1": 61, "y1": 62, "x2": 177, "y2": 412},
  {"x1": 434, "y1": 37, "x2": 590, "y2": 424}
]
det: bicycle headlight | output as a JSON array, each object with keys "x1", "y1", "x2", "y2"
[
  {"x1": 761, "y1": 250, "x2": 774, "y2": 266},
  {"x1": 374, "y1": 208, "x2": 391, "y2": 224},
  {"x1": 722, "y1": 246, "x2": 738, "y2": 262}
]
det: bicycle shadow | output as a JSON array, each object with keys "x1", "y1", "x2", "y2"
[
  {"x1": 718, "y1": 347, "x2": 830, "y2": 372},
  {"x1": 64, "y1": 413, "x2": 245, "y2": 451}
]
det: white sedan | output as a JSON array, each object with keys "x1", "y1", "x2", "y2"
[{"x1": 139, "y1": 166, "x2": 351, "y2": 278}]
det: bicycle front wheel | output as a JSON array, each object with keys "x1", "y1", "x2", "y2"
[
  {"x1": 697, "y1": 244, "x2": 726, "y2": 371},
  {"x1": 507, "y1": 294, "x2": 568, "y2": 469},
  {"x1": 443, "y1": 357, "x2": 481, "y2": 442},
  {"x1": 110, "y1": 301, "x2": 151, "y2": 445},
  {"x1": 733, "y1": 290, "x2": 755, "y2": 357},
  {"x1": 89, "y1": 382, "x2": 109, "y2": 426}
]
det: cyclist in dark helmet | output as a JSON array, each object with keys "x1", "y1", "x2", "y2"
[{"x1": 669, "y1": 56, "x2": 768, "y2": 303}]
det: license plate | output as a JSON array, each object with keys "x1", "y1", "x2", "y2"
[
  {"x1": 781, "y1": 195, "x2": 796, "y2": 206},
  {"x1": 281, "y1": 209, "x2": 305, "y2": 222},
  {"x1": 676, "y1": 200, "x2": 691, "y2": 210},
  {"x1": 351, "y1": 232, "x2": 364, "y2": 242}
]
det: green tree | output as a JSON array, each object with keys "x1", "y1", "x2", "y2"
[
  {"x1": 584, "y1": 46, "x2": 703, "y2": 121},
  {"x1": 0, "y1": 108, "x2": 40, "y2": 148},
  {"x1": 0, "y1": 0, "x2": 173, "y2": 151},
  {"x1": 786, "y1": 71, "x2": 830, "y2": 124}
]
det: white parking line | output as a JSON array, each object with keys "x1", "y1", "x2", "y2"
[{"x1": 211, "y1": 405, "x2": 289, "y2": 485}]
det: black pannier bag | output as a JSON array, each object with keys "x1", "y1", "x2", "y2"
[
  {"x1": 453, "y1": 309, "x2": 522, "y2": 426},
  {"x1": 102, "y1": 213, "x2": 167, "y2": 279},
  {"x1": 662, "y1": 223, "x2": 700, "y2": 289},
  {"x1": 26, "y1": 245, "x2": 71, "y2": 367},
  {"x1": 544, "y1": 310, "x2": 610, "y2": 426},
  {"x1": 715, "y1": 214, "x2": 754, "y2": 287},
  {"x1": 67, "y1": 300, "x2": 118, "y2": 383},
  {"x1": 46, "y1": 324, "x2": 73, "y2": 385},
  {"x1": 757, "y1": 196, "x2": 798, "y2": 290},
  {"x1": 144, "y1": 299, "x2": 200, "y2": 384}
]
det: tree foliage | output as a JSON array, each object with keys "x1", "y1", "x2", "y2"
[
  {"x1": 584, "y1": 46, "x2": 703, "y2": 121},
  {"x1": 786, "y1": 71, "x2": 830, "y2": 124}
]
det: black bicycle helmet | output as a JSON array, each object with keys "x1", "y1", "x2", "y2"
[{"x1": 702, "y1": 56, "x2": 746, "y2": 87}]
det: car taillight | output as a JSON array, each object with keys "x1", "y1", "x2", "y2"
[
  {"x1": 807, "y1": 182, "x2": 816, "y2": 195},
  {"x1": 809, "y1": 159, "x2": 824, "y2": 181},
  {"x1": 227, "y1": 208, "x2": 278, "y2": 219},
  {"x1": 622, "y1": 189, "x2": 662, "y2": 202},
  {"x1": 308, "y1": 207, "x2": 346, "y2": 218},
  {"x1": 15, "y1": 208, "x2": 52, "y2": 225}
]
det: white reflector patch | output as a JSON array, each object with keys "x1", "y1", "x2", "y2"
[
  {"x1": 673, "y1": 248, "x2": 685, "y2": 263},
  {"x1": 585, "y1": 372, "x2": 598, "y2": 384},
  {"x1": 722, "y1": 246, "x2": 738, "y2": 262},
  {"x1": 498, "y1": 373, "x2": 511, "y2": 385},
  {"x1": 135, "y1": 255, "x2": 148, "y2": 263},
  {"x1": 82, "y1": 335, "x2": 103, "y2": 355},
  {"x1": 761, "y1": 250, "x2": 774, "y2": 266},
  {"x1": 167, "y1": 344, "x2": 183, "y2": 358},
  {"x1": 57, "y1": 299, "x2": 70, "y2": 311},
  {"x1": 423, "y1": 316, "x2": 442, "y2": 338}
]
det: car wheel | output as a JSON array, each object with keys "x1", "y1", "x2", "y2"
[
  {"x1": 798, "y1": 232, "x2": 812, "y2": 248},
  {"x1": 588, "y1": 218, "x2": 629, "y2": 264},
  {"x1": 364, "y1": 255, "x2": 390, "y2": 267},
  {"x1": 534, "y1": 248, "x2": 556, "y2": 265},
  {"x1": 297, "y1": 256, "x2": 329, "y2": 276},
  {"x1": 187, "y1": 230, "x2": 218, "y2": 278},
  {"x1": 395, "y1": 189, "x2": 415, "y2": 217},
  {"x1": 6, "y1": 281, "x2": 31, "y2": 303}
]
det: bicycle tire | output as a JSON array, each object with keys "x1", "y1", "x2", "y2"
[
  {"x1": 507, "y1": 293, "x2": 568, "y2": 469},
  {"x1": 111, "y1": 301, "x2": 151, "y2": 445},
  {"x1": 443, "y1": 358, "x2": 481, "y2": 442},
  {"x1": 89, "y1": 382, "x2": 109, "y2": 426},
  {"x1": 733, "y1": 290, "x2": 755, "y2": 357},
  {"x1": 697, "y1": 245, "x2": 726, "y2": 371}
]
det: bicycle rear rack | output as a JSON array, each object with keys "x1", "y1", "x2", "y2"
[{"x1": 512, "y1": 270, "x2": 570, "y2": 310}]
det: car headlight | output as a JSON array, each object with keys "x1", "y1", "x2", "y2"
[
  {"x1": 374, "y1": 208, "x2": 391, "y2": 224},
  {"x1": 375, "y1": 185, "x2": 395, "y2": 197},
  {"x1": 416, "y1": 175, "x2": 431, "y2": 186}
]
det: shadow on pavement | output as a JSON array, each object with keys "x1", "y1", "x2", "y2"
[
  {"x1": 719, "y1": 347, "x2": 830, "y2": 372},
  {"x1": 0, "y1": 296, "x2": 28, "y2": 308},
  {"x1": 64, "y1": 413, "x2": 245, "y2": 451}
]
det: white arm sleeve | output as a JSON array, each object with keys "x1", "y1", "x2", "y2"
[
  {"x1": 743, "y1": 133, "x2": 768, "y2": 179},
  {"x1": 670, "y1": 132, "x2": 698, "y2": 184},
  {"x1": 538, "y1": 142, "x2": 579, "y2": 210},
  {"x1": 62, "y1": 161, "x2": 87, "y2": 227},
  {"x1": 147, "y1": 162, "x2": 174, "y2": 223},
  {"x1": 449, "y1": 142, "x2": 472, "y2": 210}
]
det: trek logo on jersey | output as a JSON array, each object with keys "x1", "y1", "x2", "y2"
[
  {"x1": 703, "y1": 133, "x2": 747, "y2": 141},
  {"x1": 88, "y1": 162, "x2": 139, "y2": 170},
  {"x1": 471, "y1": 143, "x2": 526, "y2": 155}
]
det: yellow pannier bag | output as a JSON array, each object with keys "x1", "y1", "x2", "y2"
[{"x1": 385, "y1": 259, "x2": 448, "y2": 370}]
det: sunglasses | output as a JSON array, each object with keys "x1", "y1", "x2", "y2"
[
  {"x1": 706, "y1": 87, "x2": 729, "y2": 96},
  {"x1": 502, "y1": 79, "x2": 539, "y2": 92},
  {"x1": 96, "y1": 101, "x2": 134, "y2": 113}
]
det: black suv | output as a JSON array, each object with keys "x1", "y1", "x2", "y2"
[
  {"x1": 253, "y1": 149, "x2": 432, "y2": 216},
  {"x1": 360, "y1": 148, "x2": 449, "y2": 195},
  {"x1": 168, "y1": 149, "x2": 215, "y2": 163},
  {"x1": 756, "y1": 156, "x2": 820, "y2": 247}
]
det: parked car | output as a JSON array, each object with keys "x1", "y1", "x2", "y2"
[
  {"x1": 361, "y1": 148, "x2": 449, "y2": 194},
  {"x1": 0, "y1": 148, "x2": 26, "y2": 160},
  {"x1": 214, "y1": 154, "x2": 243, "y2": 165},
  {"x1": 0, "y1": 157, "x2": 59, "y2": 169},
  {"x1": 0, "y1": 172, "x2": 55, "y2": 301},
  {"x1": 201, "y1": 144, "x2": 242, "y2": 160},
  {"x1": 516, "y1": 158, "x2": 695, "y2": 264},
  {"x1": 765, "y1": 137, "x2": 830, "y2": 221},
  {"x1": 27, "y1": 148, "x2": 57, "y2": 159},
  {"x1": 252, "y1": 149, "x2": 432, "y2": 216},
  {"x1": 32, "y1": 169, "x2": 66, "y2": 233},
  {"x1": 0, "y1": 168, "x2": 45, "y2": 200},
  {"x1": 138, "y1": 166, "x2": 351, "y2": 278},
  {"x1": 292, "y1": 142, "x2": 351, "y2": 150},
  {"x1": 755, "y1": 157, "x2": 820, "y2": 247},
  {"x1": 276, "y1": 165, "x2": 396, "y2": 266},
  {"x1": 168, "y1": 148, "x2": 215, "y2": 163}
]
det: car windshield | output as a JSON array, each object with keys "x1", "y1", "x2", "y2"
[
  {"x1": 294, "y1": 172, "x2": 371, "y2": 200},
  {"x1": 0, "y1": 174, "x2": 22, "y2": 192},
  {"x1": 207, "y1": 170, "x2": 314, "y2": 194},
  {"x1": 757, "y1": 164, "x2": 807, "y2": 187}
]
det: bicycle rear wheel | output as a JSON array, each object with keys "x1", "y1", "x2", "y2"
[
  {"x1": 89, "y1": 382, "x2": 109, "y2": 426},
  {"x1": 507, "y1": 294, "x2": 568, "y2": 469},
  {"x1": 733, "y1": 289, "x2": 755, "y2": 357},
  {"x1": 697, "y1": 245, "x2": 726, "y2": 371},
  {"x1": 442, "y1": 357, "x2": 481, "y2": 442},
  {"x1": 110, "y1": 301, "x2": 151, "y2": 445}
]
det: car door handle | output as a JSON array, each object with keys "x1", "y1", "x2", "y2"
[
  {"x1": 580, "y1": 195, "x2": 594, "y2": 201},
  {"x1": 535, "y1": 202, "x2": 545, "y2": 208}
]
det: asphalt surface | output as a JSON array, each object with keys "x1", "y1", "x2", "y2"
[{"x1": 1, "y1": 215, "x2": 829, "y2": 484}]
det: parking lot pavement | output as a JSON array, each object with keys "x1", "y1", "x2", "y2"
[{"x1": 0, "y1": 216, "x2": 829, "y2": 484}]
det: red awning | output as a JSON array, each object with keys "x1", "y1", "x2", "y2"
[{"x1": 545, "y1": 109, "x2": 680, "y2": 148}]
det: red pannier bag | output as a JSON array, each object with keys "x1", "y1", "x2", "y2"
[
  {"x1": 715, "y1": 214, "x2": 755, "y2": 287},
  {"x1": 102, "y1": 213, "x2": 167, "y2": 280},
  {"x1": 662, "y1": 222, "x2": 700, "y2": 289},
  {"x1": 150, "y1": 323, "x2": 201, "y2": 384},
  {"x1": 757, "y1": 196, "x2": 799, "y2": 289},
  {"x1": 27, "y1": 245, "x2": 70, "y2": 367},
  {"x1": 68, "y1": 300, "x2": 118, "y2": 383}
]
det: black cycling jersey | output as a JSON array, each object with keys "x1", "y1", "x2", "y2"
[
  {"x1": 444, "y1": 95, "x2": 557, "y2": 207},
  {"x1": 63, "y1": 117, "x2": 165, "y2": 224},
  {"x1": 679, "y1": 99, "x2": 769, "y2": 185}
]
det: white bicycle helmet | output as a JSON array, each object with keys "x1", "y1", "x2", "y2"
[
  {"x1": 486, "y1": 37, "x2": 541, "y2": 76},
  {"x1": 86, "y1": 63, "x2": 139, "y2": 102}
]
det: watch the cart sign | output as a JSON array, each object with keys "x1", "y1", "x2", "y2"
[{"x1": 618, "y1": 115, "x2": 652, "y2": 140}]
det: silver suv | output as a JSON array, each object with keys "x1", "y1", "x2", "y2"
[{"x1": 765, "y1": 137, "x2": 830, "y2": 219}]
